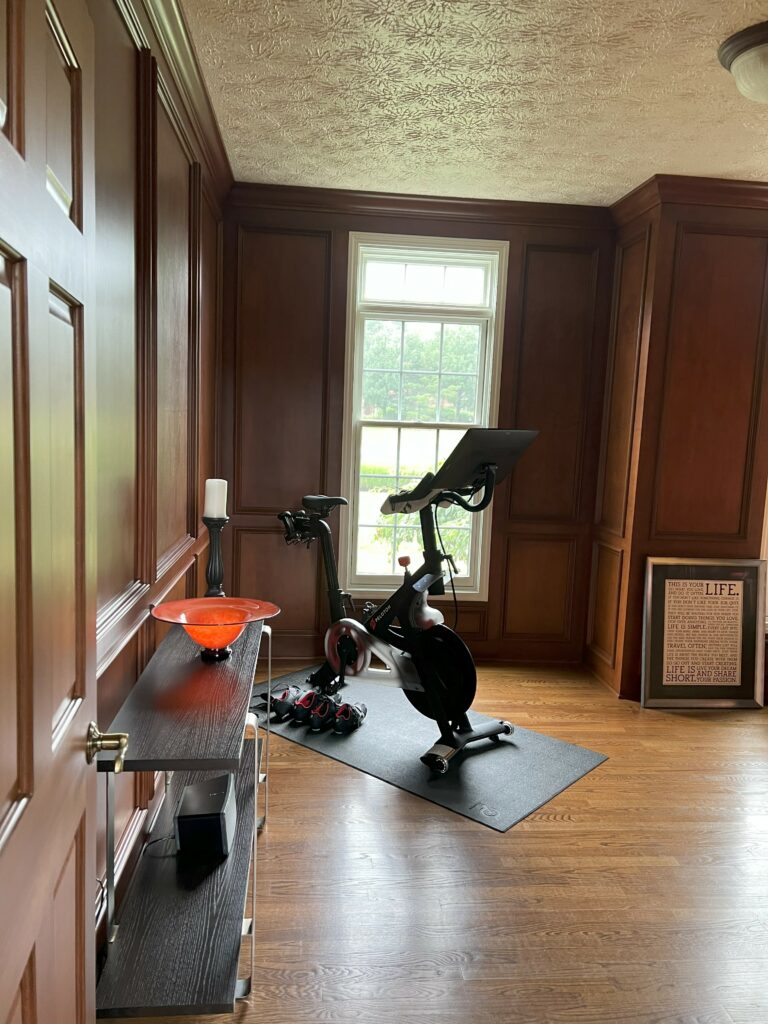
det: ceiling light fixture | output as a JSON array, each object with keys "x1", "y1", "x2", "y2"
[{"x1": 719, "y1": 21, "x2": 768, "y2": 102}]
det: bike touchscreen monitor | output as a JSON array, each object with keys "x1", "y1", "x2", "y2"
[{"x1": 430, "y1": 428, "x2": 538, "y2": 493}]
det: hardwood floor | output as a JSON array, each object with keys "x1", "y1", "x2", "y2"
[{"x1": 126, "y1": 664, "x2": 768, "y2": 1024}]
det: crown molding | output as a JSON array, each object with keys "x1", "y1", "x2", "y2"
[
  {"x1": 655, "y1": 174, "x2": 768, "y2": 209},
  {"x1": 612, "y1": 174, "x2": 768, "y2": 226},
  {"x1": 610, "y1": 177, "x2": 662, "y2": 226},
  {"x1": 226, "y1": 182, "x2": 614, "y2": 230},
  {"x1": 139, "y1": 0, "x2": 233, "y2": 196}
]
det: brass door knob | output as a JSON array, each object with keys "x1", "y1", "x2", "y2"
[{"x1": 86, "y1": 722, "x2": 129, "y2": 773}]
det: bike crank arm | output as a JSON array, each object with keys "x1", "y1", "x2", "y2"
[{"x1": 325, "y1": 618, "x2": 425, "y2": 693}]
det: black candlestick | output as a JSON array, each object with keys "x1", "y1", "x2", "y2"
[{"x1": 203, "y1": 516, "x2": 228, "y2": 597}]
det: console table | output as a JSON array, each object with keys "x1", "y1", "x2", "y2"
[{"x1": 94, "y1": 619, "x2": 273, "y2": 1018}]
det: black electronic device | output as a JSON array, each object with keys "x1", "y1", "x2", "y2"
[
  {"x1": 379, "y1": 427, "x2": 538, "y2": 513},
  {"x1": 431, "y1": 426, "x2": 538, "y2": 491},
  {"x1": 174, "y1": 772, "x2": 237, "y2": 859}
]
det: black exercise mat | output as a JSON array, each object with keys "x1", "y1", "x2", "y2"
[{"x1": 252, "y1": 667, "x2": 607, "y2": 832}]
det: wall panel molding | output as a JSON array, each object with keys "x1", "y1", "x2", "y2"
[
  {"x1": 92, "y1": 1, "x2": 139, "y2": 618},
  {"x1": 187, "y1": 161, "x2": 202, "y2": 530},
  {"x1": 502, "y1": 535, "x2": 577, "y2": 642},
  {"x1": 96, "y1": 524, "x2": 206, "y2": 679},
  {"x1": 587, "y1": 543, "x2": 622, "y2": 668},
  {"x1": 196, "y1": 181, "x2": 221, "y2": 519},
  {"x1": 450, "y1": 606, "x2": 487, "y2": 643},
  {"x1": 139, "y1": 0, "x2": 232, "y2": 195},
  {"x1": 96, "y1": 581, "x2": 148, "y2": 645},
  {"x1": 649, "y1": 224, "x2": 768, "y2": 541},
  {"x1": 507, "y1": 244, "x2": 600, "y2": 523},
  {"x1": 107, "y1": 0, "x2": 232, "y2": 199},
  {"x1": 136, "y1": 47, "x2": 157, "y2": 585},
  {"x1": 595, "y1": 226, "x2": 650, "y2": 538},
  {"x1": 232, "y1": 525, "x2": 323, "y2": 637},
  {"x1": 231, "y1": 225, "x2": 332, "y2": 517},
  {"x1": 154, "y1": 89, "x2": 195, "y2": 570}
]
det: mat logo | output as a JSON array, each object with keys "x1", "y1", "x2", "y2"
[{"x1": 470, "y1": 802, "x2": 499, "y2": 818}]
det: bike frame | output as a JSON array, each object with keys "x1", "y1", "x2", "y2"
[
  {"x1": 277, "y1": 450, "x2": 521, "y2": 772},
  {"x1": 278, "y1": 501, "x2": 447, "y2": 694},
  {"x1": 284, "y1": 467, "x2": 497, "y2": 643},
  {"x1": 357, "y1": 502, "x2": 445, "y2": 639}
]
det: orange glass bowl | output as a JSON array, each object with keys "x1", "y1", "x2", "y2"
[{"x1": 151, "y1": 597, "x2": 280, "y2": 661}]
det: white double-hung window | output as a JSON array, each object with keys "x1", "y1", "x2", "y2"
[{"x1": 340, "y1": 233, "x2": 508, "y2": 599}]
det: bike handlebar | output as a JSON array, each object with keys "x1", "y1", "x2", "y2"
[
  {"x1": 383, "y1": 463, "x2": 497, "y2": 516},
  {"x1": 280, "y1": 463, "x2": 497, "y2": 549},
  {"x1": 433, "y1": 464, "x2": 497, "y2": 513}
]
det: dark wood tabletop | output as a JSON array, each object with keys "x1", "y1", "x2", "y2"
[{"x1": 97, "y1": 621, "x2": 263, "y2": 772}]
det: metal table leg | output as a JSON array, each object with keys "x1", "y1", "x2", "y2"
[
  {"x1": 237, "y1": 710, "x2": 260, "y2": 1000},
  {"x1": 257, "y1": 623, "x2": 271, "y2": 830},
  {"x1": 236, "y1": 621, "x2": 273, "y2": 1000},
  {"x1": 106, "y1": 771, "x2": 118, "y2": 944}
]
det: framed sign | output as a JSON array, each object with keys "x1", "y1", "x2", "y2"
[{"x1": 642, "y1": 558, "x2": 765, "y2": 708}]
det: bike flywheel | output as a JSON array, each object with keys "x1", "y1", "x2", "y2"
[{"x1": 404, "y1": 624, "x2": 476, "y2": 721}]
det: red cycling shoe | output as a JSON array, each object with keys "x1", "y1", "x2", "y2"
[
  {"x1": 292, "y1": 689, "x2": 324, "y2": 724},
  {"x1": 309, "y1": 694, "x2": 341, "y2": 732},
  {"x1": 333, "y1": 702, "x2": 368, "y2": 735},
  {"x1": 270, "y1": 684, "x2": 305, "y2": 721}
]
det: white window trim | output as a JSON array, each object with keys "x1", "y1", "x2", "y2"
[{"x1": 339, "y1": 231, "x2": 509, "y2": 602}]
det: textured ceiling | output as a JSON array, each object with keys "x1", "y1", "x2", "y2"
[{"x1": 179, "y1": 0, "x2": 768, "y2": 205}]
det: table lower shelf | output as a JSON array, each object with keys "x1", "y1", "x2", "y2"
[{"x1": 96, "y1": 740, "x2": 260, "y2": 1018}]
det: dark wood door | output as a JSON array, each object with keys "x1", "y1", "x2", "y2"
[{"x1": 0, "y1": 0, "x2": 97, "y2": 1020}]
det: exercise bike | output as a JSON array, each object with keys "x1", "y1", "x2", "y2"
[{"x1": 277, "y1": 427, "x2": 537, "y2": 773}]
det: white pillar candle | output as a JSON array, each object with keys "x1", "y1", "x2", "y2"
[{"x1": 204, "y1": 478, "x2": 228, "y2": 518}]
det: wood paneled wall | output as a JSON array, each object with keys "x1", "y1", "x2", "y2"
[
  {"x1": 87, "y1": 0, "x2": 228, "y2": 924},
  {"x1": 587, "y1": 176, "x2": 768, "y2": 699},
  {"x1": 219, "y1": 187, "x2": 614, "y2": 662}
]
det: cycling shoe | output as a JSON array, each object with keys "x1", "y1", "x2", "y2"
[
  {"x1": 292, "y1": 688, "x2": 325, "y2": 724},
  {"x1": 270, "y1": 684, "x2": 304, "y2": 721},
  {"x1": 333, "y1": 701, "x2": 368, "y2": 735},
  {"x1": 309, "y1": 693, "x2": 342, "y2": 732}
]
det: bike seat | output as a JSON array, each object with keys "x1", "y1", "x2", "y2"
[{"x1": 302, "y1": 494, "x2": 348, "y2": 516}]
